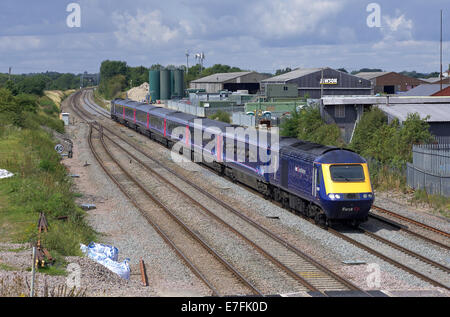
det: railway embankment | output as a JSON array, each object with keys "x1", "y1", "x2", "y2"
[{"x1": 0, "y1": 89, "x2": 98, "y2": 295}]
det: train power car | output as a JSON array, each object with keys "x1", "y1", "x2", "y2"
[{"x1": 110, "y1": 99, "x2": 374, "y2": 227}]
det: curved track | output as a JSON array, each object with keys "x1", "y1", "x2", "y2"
[{"x1": 70, "y1": 90, "x2": 369, "y2": 295}]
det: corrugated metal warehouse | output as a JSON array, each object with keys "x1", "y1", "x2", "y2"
[
  {"x1": 321, "y1": 96, "x2": 450, "y2": 142},
  {"x1": 377, "y1": 103, "x2": 450, "y2": 137},
  {"x1": 402, "y1": 84, "x2": 450, "y2": 96},
  {"x1": 261, "y1": 68, "x2": 372, "y2": 99},
  {"x1": 189, "y1": 71, "x2": 270, "y2": 94},
  {"x1": 355, "y1": 72, "x2": 426, "y2": 94}
]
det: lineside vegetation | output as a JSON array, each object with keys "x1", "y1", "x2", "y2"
[
  {"x1": 0, "y1": 88, "x2": 96, "y2": 270},
  {"x1": 280, "y1": 105, "x2": 449, "y2": 215}
]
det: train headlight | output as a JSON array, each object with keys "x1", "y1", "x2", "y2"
[
  {"x1": 363, "y1": 194, "x2": 368, "y2": 199},
  {"x1": 368, "y1": 193, "x2": 373, "y2": 198},
  {"x1": 328, "y1": 194, "x2": 342, "y2": 200}
]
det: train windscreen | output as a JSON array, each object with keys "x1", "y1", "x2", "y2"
[{"x1": 330, "y1": 165, "x2": 365, "y2": 182}]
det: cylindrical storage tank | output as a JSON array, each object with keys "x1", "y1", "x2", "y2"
[
  {"x1": 173, "y1": 69, "x2": 185, "y2": 98},
  {"x1": 170, "y1": 69, "x2": 175, "y2": 99},
  {"x1": 160, "y1": 69, "x2": 171, "y2": 100},
  {"x1": 149, "y1": 70, "x2": 160, "y2": 102}
]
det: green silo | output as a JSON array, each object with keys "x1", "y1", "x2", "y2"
[
  {"x1": 170, "y1": 69, "x2": 175, "y2": 99},
  {"x1": 173, "y1": 69, "x2": 185, "y2": 98},
  {"x1": 149, "y1": 70, "x2": 160, "y2": 102},
  {"x1": 160, "y1": 69, "x2": 171, "y2": 100}
]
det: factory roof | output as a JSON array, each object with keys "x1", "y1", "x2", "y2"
[
  {"x1": 191, "y1": 72, "x2": 253, "y2": 83},
  {"x1": 402, "y1": 84, "x2": 450, "y2": 96},
  {"x1": 377, "y1": 103, "x2": 450, "y2": 122},
  {"x1": 354, "y1": 72, "x2": 392, "y2": 80},
  {"x1": 419, "y1": 77, "x2": 442, "y2": 83},
  {"x1": 262, "y1": 68, "x2": 326, "y2": 82}
]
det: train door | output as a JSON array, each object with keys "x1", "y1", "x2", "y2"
[
  {"x1": 312, "y1": 163, "x2": 321, "y2": 200},
  {"x1": 280, "y1": 157, "x2": 289, "y2": 189}
]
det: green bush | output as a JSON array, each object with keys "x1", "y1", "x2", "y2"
[
  {"x1": 208, "y1": 110, "x2": 231, "y2": 123},
  {"x1": 350, "y1": 108, "x2": 433, "y2": 168},
  {"x1": 280, "y1": 106, "x2": 344, "y2": 146}
]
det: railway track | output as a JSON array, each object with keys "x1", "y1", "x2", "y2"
[
  {"x1": 328, "y1": 227, "x2": 450, "y2": 291},
  {"x1": 72, "y1": 89, "x2": 450, "y2": 294},
  {"x1": 71, "y1": 89, "x2": 370, "y2": 295},
  {"x1": 369, "y1": 206, "x2": 450, "y2": 250},
  {"x1": 72, "y1": 93, "x2": 262, "y2": 296}
]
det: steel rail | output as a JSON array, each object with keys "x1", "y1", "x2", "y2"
[
  {"x1": 70, "y1": 92, "x2": 224, "y2": 296},
  {"x1": 372, "y1": 205, "x2": 450, "y2": 238},
  {"x1": 96, "y1": 125, "x2": 326, "y2": 293},
  {"x1": 368, "y1": 212, "x2": 450, "y2": 251},
  {"x1": 360, "y1": 229, "x2": 450, "y2": 274},
  {"x1": 97, "y1": 124, "x2": 263, "y2": 296},
  {"x1": 328, "y1": 227, "x2": 450, "y2": 291},
  {"x1": 82, "y1": 90, "x2": 368, "y2": 294}
]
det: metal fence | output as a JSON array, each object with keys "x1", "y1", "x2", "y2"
[
  {"x1": 407, "y1": 144, "x2": 450, "y2": 197},
  {"x1": 167, "y1": 100, "x2": 244, "y2": 118},
  {"x1": 434, "y1": 136, "x2": 450, "y2": 144},
  {"x1": 232, "y1": 113, "x2": 256, "y2": 127}
]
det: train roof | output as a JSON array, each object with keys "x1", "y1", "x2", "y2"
[
  {"x1": 317, "y1": 150, "x2": 366, "y2": 164},
  {"x1": 279, "y1": 139, "x2": 364, "y2": 163},
  {"x1": 168, "y1": 112, "x2": 198, "y2": 122},
  {"x1": 200, "y1": 118, "x2": 232, "y2": 132},
  {"x1": 148, "y1": 107, "x2": 178, "y2": 117},
  {"x1": 136, "y1": 104, "x2": 158, "y2": 112}
]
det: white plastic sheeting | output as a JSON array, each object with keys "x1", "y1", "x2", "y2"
[
  {"x1": 0, "y1": 169, "x2": 14, "y2": 179},
  {"x1": 80, "y1": 242, "x2": 130, "y2": 280}
]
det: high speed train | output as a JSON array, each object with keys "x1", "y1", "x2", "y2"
[{"x1": 111, "y1": 98, "x2": 374, "y2": 227}]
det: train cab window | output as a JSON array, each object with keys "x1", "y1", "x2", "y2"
[
  {"x1": 317, "y1": 167, "x2": 322, "y2": 185},
  {"x1": 330, "y1": 165, "x2": 365, "y2": 182}
]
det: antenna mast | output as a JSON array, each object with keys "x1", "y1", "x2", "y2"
[
  {"x1": 440, "y1": 9, "x2": 443, "y2": 91},
  {"x1": 185, "y1": 49, "x2": 190, "y2": 74}
]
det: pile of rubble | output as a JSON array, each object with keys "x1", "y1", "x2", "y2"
[{"x1": 127, "y1": 83, "x2": 149, "y2": 102}]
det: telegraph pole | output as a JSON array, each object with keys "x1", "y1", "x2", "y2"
[{"x1": 8, "y1": 67, "x2": 11, "y2": 81}]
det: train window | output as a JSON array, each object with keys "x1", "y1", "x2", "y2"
[
  {"x1": 330, "y1": 165, "x2": 365, "y2": 182},
  {"x1": 150, "y1": 117, "x2": 161, "y2": 129}
]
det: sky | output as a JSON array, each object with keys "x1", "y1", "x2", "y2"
[{"x1": 0, "y1": 0, "x2": 449, "y2": 75}]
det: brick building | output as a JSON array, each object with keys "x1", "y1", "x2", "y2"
[{"x1": 355, "y1": 72, "x2": 426, "y2": 94}]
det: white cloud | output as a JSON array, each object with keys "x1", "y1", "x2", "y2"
[
  {"x1": 254, "y1": 0, "x2": 346, "y2": 39},
  {"x1": 112, "y1": 10, "x2": 181, "y2": 47},
  {"x1": 381, "y1": 13, "x2": 414, "y2": 41},
  {"x1": 0, "y1": 35, "x2": 41, "y2": 52}
]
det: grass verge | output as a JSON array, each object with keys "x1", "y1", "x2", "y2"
[{"x1": 0, "y1": 90, "x2": 96, "y2": 271}]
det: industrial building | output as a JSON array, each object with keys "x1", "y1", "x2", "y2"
[
  {"x1": 402, "y1": 84, "x2": 450, "y2": 96},
  {"x1": 261, "y1": 68, "x2": 372, "y2": 99},
  {"x1": 189, "y1": 71, "x2": 270, "y2": 94},
  {"x1": 419, "y1": 77, "x2": 442, "y2": 83},
  {"x1": 377, "y1": 103, "x2": 450, "y2": 138},
  {"x1": 321, "y1": 96, "x2": 450, "y2": 142},
  {"x1": 355, "y1": 72, "x2": 425, "y2": 94}
]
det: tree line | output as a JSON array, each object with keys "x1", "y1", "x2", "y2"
[{"x1": 0, "y1": 72, "x2": 98, "y2": 96}]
